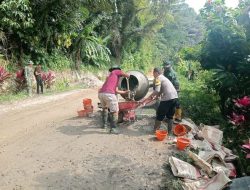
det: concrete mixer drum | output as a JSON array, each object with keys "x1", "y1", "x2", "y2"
[{"x1": 118, "y1": 70, "x2": 149, "y2": 101}]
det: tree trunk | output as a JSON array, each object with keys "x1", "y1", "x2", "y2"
[
  {"x1": 112, "y1": 28, "x2": 122, "y2": 65},
  {"x1": 76, "y1": 49, "x2": 81, "y2": 70}
]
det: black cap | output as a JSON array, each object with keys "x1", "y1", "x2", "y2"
[
  {"x1": 109, "y1": 65, "x2": 121, "y2": 72},
  {"x1": 153, "y1": 67, "x2": 162, "y2": 74},
  {"x1": 163, "y1": 60, "x2": 172, "y2": 68}
]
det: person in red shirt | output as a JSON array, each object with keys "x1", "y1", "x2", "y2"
[{"x1": 98, "y1": 65, "x2": 130, "y2": 134}]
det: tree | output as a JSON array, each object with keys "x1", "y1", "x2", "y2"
[
  {"x1": 0, "y1": 0, "x2": 33, "y2": 62},
  {"x1": 0, "y1": 0, "x2": 186, "y2": 70},
  {"x1": 200, "y1": 0, "x2": 250, "y2": 114},
  {"x1": 0, "y1": 0, "x2": 112, "y2": 68},
  {"x1": 155, "y1": 2, "x2": 204, "y2": 62},
  {"x1": 236, "y1": 0, "x2": 250, "y2": 42},
  {"x1": 193, "y1": 1, "x2": 250, "y2": 176},
  {"x1": 106, "y1": 0, "x2": 179, "y2": 64}
]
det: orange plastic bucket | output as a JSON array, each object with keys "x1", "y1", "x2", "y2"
[
  {"x1": 155, "y1": 130, "x2": 168, "y2": 141},
  {"x1": 83, "y1": 98, "x2": 92, "y2": 106},
  {"x1": 176, "y1": 137, "x2": 190, "y2": 150},
  {"x1": 173, "y1": 124, "x2": 187, "y2": 136}
]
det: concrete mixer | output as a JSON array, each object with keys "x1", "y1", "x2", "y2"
[{"x1": 117, "y1": 71, "x2": 154, "y2": 122}]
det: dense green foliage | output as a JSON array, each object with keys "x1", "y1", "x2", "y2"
[
  {"x1": 156, "y1": 3, "x2": 203, "y2": 62},
  {"x1": 199, "y1": 1, "x2": 250, "y2": 114},
  {"x1": 194, "y1": 0, "x2": 250, "y2": 176},
  {"x1": 0, "y1": 0, "x2": 191, "y2": 71},
  {"x1": 177, "y1": 61, "x2": 223, "y2": 125},
  {"x1": 176, "y1": 0, "x2": 250, "y2": 176},
  {"x1": 0, "y1": 0, "x2": 204, "y2": 96}
]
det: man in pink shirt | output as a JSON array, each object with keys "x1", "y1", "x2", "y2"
[{"x1": 98, "y1": 65, "x2": 130, "y2": 134}]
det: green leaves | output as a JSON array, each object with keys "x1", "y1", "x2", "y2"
[
  {"x1": 199, "y1": 1, "x2": 250, "y2": 115},
  {"x1": 178, "y1": 64, "x2": 223, "y2": 125},
  {"x1": 0, "y1": 0, "x2": 34, "y2": 30},
  {"x1": 0, "y1": 0, "x2": 203, "y2": 73},
  {"x1": 156, "y1": 2, "x2": 204, "y2": 62},
  {"x1": 85, "y1": 36, "x2": 111, "y2": 65}
]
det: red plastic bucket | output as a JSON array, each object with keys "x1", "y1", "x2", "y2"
[
  {"x1": 176, "y1": 137, "x2": 190, "y2": 150},
  {"x1": 83, "y1": 98, "x2": 92, "y2": 106},
  {"x1": 173, "y1": 124, "x2": 187, "y2": 136},
  {"x1": 155, "y1": 130, "x2": 168, "y2": 141}
]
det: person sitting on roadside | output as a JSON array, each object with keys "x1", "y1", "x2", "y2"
[
  {"x1": 143, "y1": 67, "x2": 178, "y2": 135},
  {"x1": 98, "y1": 65, "x2": 130, "y2": 134}
]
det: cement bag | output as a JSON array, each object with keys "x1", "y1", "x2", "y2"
[
  {"x1": 183, "y1": 172, "x2": 231, "y2": 190},
  {"x1": 169, "y1": 156, "x2": 199, "y2": 180},
  {"x1": 198, "y1": 150, "x2": 226, "y2": 165},
  {"x1": 201, "y1": 125, "x2": 223, "y2": 146},
  {"x1": 200, "y1": 171, "x2": 231, "y2": 190},
  {"x1": 190, "y1": 139, "x2": 213, "y2": 151}
]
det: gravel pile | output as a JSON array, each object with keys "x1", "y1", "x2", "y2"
[{"x1": 81, "y1": 73, "x2": 103, "y2": 88}]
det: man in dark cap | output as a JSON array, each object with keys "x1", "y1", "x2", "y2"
[
  {"x1": 163, "y1": 60, "x2": 180, "y2": 92},
  {"x1": 98, "y1": 65, "x2": 130, "y2": 134},
  {"x1": 143, "y1": 67, "x2": 178, "y2": 134},
  {"x1": 163, "y1": 60, "x2": 182, "y2": 122}
]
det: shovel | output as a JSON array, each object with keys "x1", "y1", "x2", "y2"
[{"x1": 126, "y1": 77, "x2": 131, "y2": 100}]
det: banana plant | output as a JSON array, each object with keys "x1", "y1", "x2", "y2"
[{"x1": 70, "y1": 17, "x2": 111, "y2": 69}]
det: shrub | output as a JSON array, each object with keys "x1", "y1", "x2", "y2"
[
  {"x1": 222, "y1": 96, "x2": 250, "y2": 176},
  {"x1": 0, "y1": 66, "x2": 11, "y2": 86},
  {"x1": 177, "y1": 62, "x2": 223, "y2": 125},
  {"x1": 45, "y1": 51, "x2": 73, "y2": 71},
  {"x1": 42, "y1": 71, "x2": 56, "y2": 89},
  {"x1": 15, "y1": 69, "x2": 26, "y2": 92},
  {"x1": 35, "y1": 50, "x2": 73, "y2": 71}
]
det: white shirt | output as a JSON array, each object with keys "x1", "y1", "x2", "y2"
[{"x1": 153, "y1": 74, "x2": 178, "y2": 101}]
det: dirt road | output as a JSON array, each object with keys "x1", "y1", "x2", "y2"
[{"x1": 0, "y1": 89, "x2": 172, "y2": 190}]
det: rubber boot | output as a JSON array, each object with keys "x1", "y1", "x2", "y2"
[
  {"x1": 174, "y1": 108, "x2": 182, "y2": 123},
  {"x1": 101, "y1": 109, "x2": 109, "y2": 129},
  {"x1": 109, "y1": 113, "x2": 119, "y2": 134},
  {"x1": 167, "y1": 119, "x2": 174, "y2": 135},
  {"x1": 154, "y1": 120, "x2": 162, "y2": 132}
]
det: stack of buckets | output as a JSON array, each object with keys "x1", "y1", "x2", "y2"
[
  {"x1": 174, "y1": 124, "x2": 190, "y2": 150},
  {"x1": 77, "y1": 98, "x2": 93, "y2": 117},
  {"x1": 154, "y1": 124, "x2": 190, "y2": 151}
]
